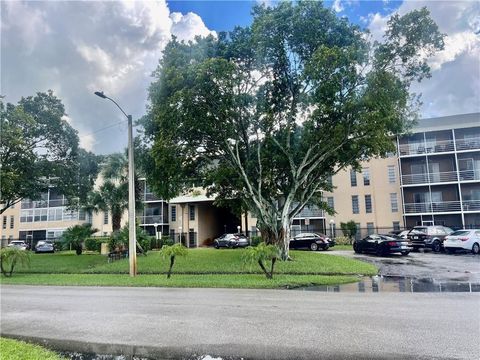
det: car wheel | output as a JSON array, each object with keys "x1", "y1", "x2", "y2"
[
  {"x1": 446, "y1": 248, "x2": 456, "y2": 254},
  {"x1": 432, "y1": 240, "x2": 441, "y2": 253},
  {"x1": 401, "y1": 251, "x2": 410, "y2": 256},
  {"x1": 472, "y1": 243, "x2": 480, "y2": 255},
  {"x1": 310, "y1": 243, "x2": 318, "y2": 251},
  {"x1": 353, "y1": 243, "x2": 361, "y2": 254},
  {"x1": 214, "y1": 243, "x2": 219, "y2": 249}
]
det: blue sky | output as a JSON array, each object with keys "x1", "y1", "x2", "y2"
[{"x1": 1, "y1": 1, "x2": 478, "y2": 154}]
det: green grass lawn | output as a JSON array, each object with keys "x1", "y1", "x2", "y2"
[
  {"x1": 2, "y1": 248, "x2": 376, "y2": 289},
  {"x1": 0, "y1": 337, "x2": 64, "y2": 360}
]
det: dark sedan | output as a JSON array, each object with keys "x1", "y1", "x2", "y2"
[
  {"x1": 353, "y1": 234, "x2": 412, "y2": 256},
  {"x1": 289, "y1": 233, "x2": 332, "y2": 251},
  {"x1": 214, "y1": 233, "x2": 249, "y2": 249},
  {"x1": 35, "y1": 240, "x2": 55, "y2": 253}
]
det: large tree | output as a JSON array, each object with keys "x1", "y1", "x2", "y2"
[
  {"x1": 142, "y1": 2, "x2": 444, "y2": 259},
  {"x1": 0, "y1": 91, "x2": 99, "y2": 213}
]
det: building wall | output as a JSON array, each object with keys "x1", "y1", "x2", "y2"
[{"x1": 0, "y1": 204, "x2": 20, "y2": 247}]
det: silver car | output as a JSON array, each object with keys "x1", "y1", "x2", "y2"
[
  {"x1": 35, "y1": 240, "x2": 55, "y2": 253},
  {"x1": 7, "y1": 241, "x2": 28, "y2": 251}
]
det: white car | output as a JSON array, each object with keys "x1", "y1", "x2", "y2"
[
  {"x1": 7, "y1": 240, "x2": 28, "y2": 251},
  {"x1": 444, "y1": 229, "x2": 480, "y2": 255}
]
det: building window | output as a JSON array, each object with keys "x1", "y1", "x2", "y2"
[
  {"x1": 189, "y1": 205, "x2": 195, "y2": 221},
  {"x1": 350, "y1": 169, "x2": 357, "y2": 187},
  {"x1": 103, "y1": 211, "x2": 109, "y2": 225},
  {"x1": 355, "y1": 223, "x2": 361, "y2": 240},
  {"x1": 327, "y1": 176, "x2": 333, "y2": 187},
  {"x1": 2, "y1": 216, "x2": 6, "y2": 229},
  {"x1": 363, "y1": 168, "x2": 370, "y2": 186},
  {"x1": 10, "y1": 215, "x2": 14, "y2": 229},
  {"x1": 390, "y1": 193, "x2": 398, "y2": 213},
  {"x1": 393, "y1": 221, "x2": 400, "y2": 231},
  {"x1": 367, "y1": 222, "x2": 375, "y2": 235},
  {"x1": 171, "y1": 206, "x2": 176, "y2": 222},
  {"x1": 388, "y1": 165, "x2": 396, "y2": 184},
  {"x1": 365, "y1": 195, "x2": 372, "y2": 213},
  {"x1": 327, "y1": 197, "x2": 335, "y2": 212},
  {"x1": 352, "y1": 195, "x2": 359, "y2": 214}
]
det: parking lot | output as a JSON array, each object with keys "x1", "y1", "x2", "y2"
[{"x1": 329, "y1": 250, "x2": 480, "y2": 283}]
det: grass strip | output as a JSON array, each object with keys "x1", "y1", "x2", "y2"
[
  {"x1": 0, "y1": 273, "x2": 359, "y2": 289},
  {"x1": 0, "y1": 337, "x2": 64, "y2": 360}
]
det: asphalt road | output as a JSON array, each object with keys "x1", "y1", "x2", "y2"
[
  {"x1": 328, "y1": 250, "x2": 480, "y2": 282},
  {"x1": 1, "y1": 285, "x2": 479, "y2": 359}
]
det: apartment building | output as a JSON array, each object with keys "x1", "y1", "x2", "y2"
[
  {"x1": 137, "y1": 179, "x2": 169, "y2": 237},
  {"x1": 397, "y1": 113, "x2": 480, "y2": 229}
]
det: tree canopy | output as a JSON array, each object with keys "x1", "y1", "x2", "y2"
[
  {"x1": 0, "y1": 91, "x2": 100, "y2": 213},
  {"x1": 141, "y1": 2, "x2": 444, "y2": 259}
]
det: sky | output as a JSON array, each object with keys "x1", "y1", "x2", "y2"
[{"x1": 1, "y1": 0, "x2": 479, "y2": 155}]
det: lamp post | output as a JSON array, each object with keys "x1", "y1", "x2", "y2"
[
  {"x1": 94, "y1": 91, "x2": 137, "y2": 277},
  {"x1": 329, "y1": 219, "x2": 335, "y2": 239}
]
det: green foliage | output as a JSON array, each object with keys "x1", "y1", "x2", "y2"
[
  {"x1": 334, "y1": 236, "x2": 353, "y2": 246},
  {"x1": 161, "y1": 236, "x2": 174, "y2": 247},
  {"x1": 62, "y1": 224, "x2": 96, "y2": 255},
  {"x1": 340, "y1": 221, "x2": 357, "y2": 242},
  {"x1": 159, "y1": 243, "x2": 188, "y2": 278},
  {"x1": 242, "y1": 243, "x2": 279, "y2": 279},
  {"x1": 0, "y1": 337, "x2": 65, "y2": 360},
  {"x1": 0, "y1": 247, "x2": 31, "y2": 277},
  {"x1": 141, "y1": 2, "x2": 444, "y2": 260},
  {"x1": 250, "y1": 236, "x2": 262, "y2": 247},
  {"x1": 84, "y1": 237, "x2": 108, "y2": 252},
  {"x1": 114, "y1": 224, "x2": 151, "y2": 254},
  {"x1": 0, "y1": 91, "x2": 99, "y2": 214}
]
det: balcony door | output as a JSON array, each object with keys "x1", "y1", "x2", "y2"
[{"x1": 428, "y1": 162, "x2": 440, "y2": 182}]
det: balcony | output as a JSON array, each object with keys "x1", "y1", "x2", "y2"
[
  {"x1": 459, "y1": 170, "x2": 480, "y2": 182},
  {"x1": 456, "y1": 138, "x2": 480, "y2": 151},
  {"x1": 137, "y1": 215, "x2": 168, "y2": 225},
  {"x1": 463, "y1": 200, "x2": 480, "y2": 211},
  {"x1": 404, "y1": 201, "x2": 462, "y2": 214},
  {"x1": 144, "y1": 192, "x2": 162, "y2": 202},
  {"x1": 294, "y1": 206, "x2": 324, "y2": 218},
  {"x1": 21, "y1": 198, "x2": 69, "y2": 209},
  {"x1": 398, "y1": 139, "x2": 455, "y2": 156},
  {"x1": 402, "y1": 171, "x2": 458, "y2": 185}
]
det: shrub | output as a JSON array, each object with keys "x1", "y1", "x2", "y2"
[
  {"x1": 84, "y1": 237, "x2": 107, "y2": 252},
  {"x1": 242, "y1": 242, "x2": 279, "y2": 279},
  {"x1": 340, "y1": 221, "x2": 357, "y2": 244},
  {"x1": 250, "y1": 236, "x2": 262, "y2": 247},
  {"x1": 159, "y1": 243, "x2": 188, "y2": 278},
  {"x1": 0, "y1": 247, "x2": 30, "y2": 277},
  {"x1": 334, "y1": 236, "x2": 352, "y2": 245},
  {"x1": 62, "y1": 224, "x2": 97, "y2": 255},
  {"x1": 161, "y1": 236, "x2": 174, "y2": 247},
  {"x1": 108, "y1": 232, "x2": 125, "y2": 253}
]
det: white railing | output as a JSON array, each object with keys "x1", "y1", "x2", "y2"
[
  {"x1": 402, "y1": 171, "x2": 458, "y2": 185},
  {"x1": 462, "y1": 200, "x2": 480, "y2": 211},
  {"x1": 459, "y1": 170, "x2": 480, "y2": 181},
  {"x1": 137, "y1": 215, "x2": 168, "y2": 224},
  {"x1": 144, "y1": 193, "x2": 162, "y2": 201},
  {"x1": 456, "y1": 138, "x2": 480, "y2": 151},
  {"x1": 21, "y1": 198, "x2": 69, "y2": 209},
  {"x1": 398, "y1": 139, "x2": 455, "y2": 156},
  {"x1": 404, "y1": 201, "x2": 462, "y2": 214}
]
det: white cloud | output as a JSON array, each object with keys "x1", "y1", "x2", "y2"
[
  {"x1": 332, "y1": 0, "x2": 344, "y2": 13},
  {"x1": 1, "y1": 0, "x2": 214, "y2": 154},
  {"x1": 365, "y1": 1, "x2": 480, "y2": 117}
]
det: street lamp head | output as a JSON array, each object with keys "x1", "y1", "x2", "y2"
[
  {"x1": 94, "y1": 91, "x2": 107, "y2": 99},
  {"x1": 330, "y1": 219, "x2": 335, "y2": 224}
]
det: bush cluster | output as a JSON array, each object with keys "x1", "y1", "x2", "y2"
[
  {"x1": 334, "y1": 236, "x2": 353, "y2": 245},
  {"x1": 84, "y1": 237, "x2": 108, "y2": 252},
  {"x1": 250, "y1": 236, "x2": 262, "y2": 247}
]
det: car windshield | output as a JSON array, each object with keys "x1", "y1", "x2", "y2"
[{"x1": 411, "y1": 227, "x2": 428, "y2": 234}]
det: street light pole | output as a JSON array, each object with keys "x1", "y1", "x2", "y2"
[{"x1": 94, "y1": 91, "x2": 137, "y2": 277}]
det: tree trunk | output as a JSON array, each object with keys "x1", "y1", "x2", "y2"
[
  {"x1": 112, "y1": 211, "x2": 122, "y2": 232},
  {"x1": 167, "y1": 255, "x2": 175, "y2": 278},
  {"x1": 75, "y1": 245, "x2": 82, "y2": 255},
  {"x1": 0, "y1": 261, "x2": 10, "y2": 277},
  {"x1": 278, "y1": 217, "x2": 291, "y2": 261},
  {"x1": 270, "y1": 257, "x2": 277, "y2": 279},
  {"x1": 257, "y1": 260, "x2": 271, "y2": 279}
]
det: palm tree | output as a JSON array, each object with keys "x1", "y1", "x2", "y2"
[
  {"x1": 85, "y1": 152, "x2": 142, "y2": 233},
  {"x1": 0, "y1": 247, "x2": 30, "y2": 277},
  {"x1": 62, "y1": 223, "x2": 97, "y2": 255}
]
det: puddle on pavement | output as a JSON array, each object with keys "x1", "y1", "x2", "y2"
[{"x1": 294, "y1": 275, "x2": 480, "y2": 293}]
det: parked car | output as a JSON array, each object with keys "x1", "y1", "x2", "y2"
[
  {"x1": 353, "y1": 234, "x2": 412, "y2": 256},
  {"x1": 35, "y1": 240, "x2": 55, "y2": 253},
  {"x1": 214, "y1": 233, "x2": 249, "y2": 249},
  {"x1": 7, "y1": 241, "x2": 28, "y2": 251},
  {"x1": 289, "y1": 233, "x2": 332, "y2": 251},
  {"x1": 407, "y1": 226, "x2": 454, "y2": 252},
  {"x1": 444, "y1": 229, "x2": 480, "y2": 255}
]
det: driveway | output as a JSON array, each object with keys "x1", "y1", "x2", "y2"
[{"x1": 328, "y1": 250, "x2": 480, "y2": 282}]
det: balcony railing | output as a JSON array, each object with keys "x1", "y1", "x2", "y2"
[
  {"x1": 459, "y1": 170, "x2": 480, "y2": 181},
  {"x1": 294, "y1": 207, "x2": 325, "y2": 218},
  {"x1": 402, "y1": 171, "x2": 458, "y2": 185},
  {"x1": 398, "y1": 139, "x2": 455, "y2": 156},
  {"x1": 21, "y1": 198, "x2": 69, "y2": 209},
  {"x1": 137, "y1": 215, "x2": 168, "y2": 225},
  {"x1": 144, "y1": 192, "x2": 162, "y2": 201},
  {"x1": 463, "y1": 200, "x2": 480, "y2": 211},
  {"x1": 404, "y1": 201, "x2": 462, "y2": 213},
  {"x1": 456, "y1": 138, "x2": 480, "y2": 151}
]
